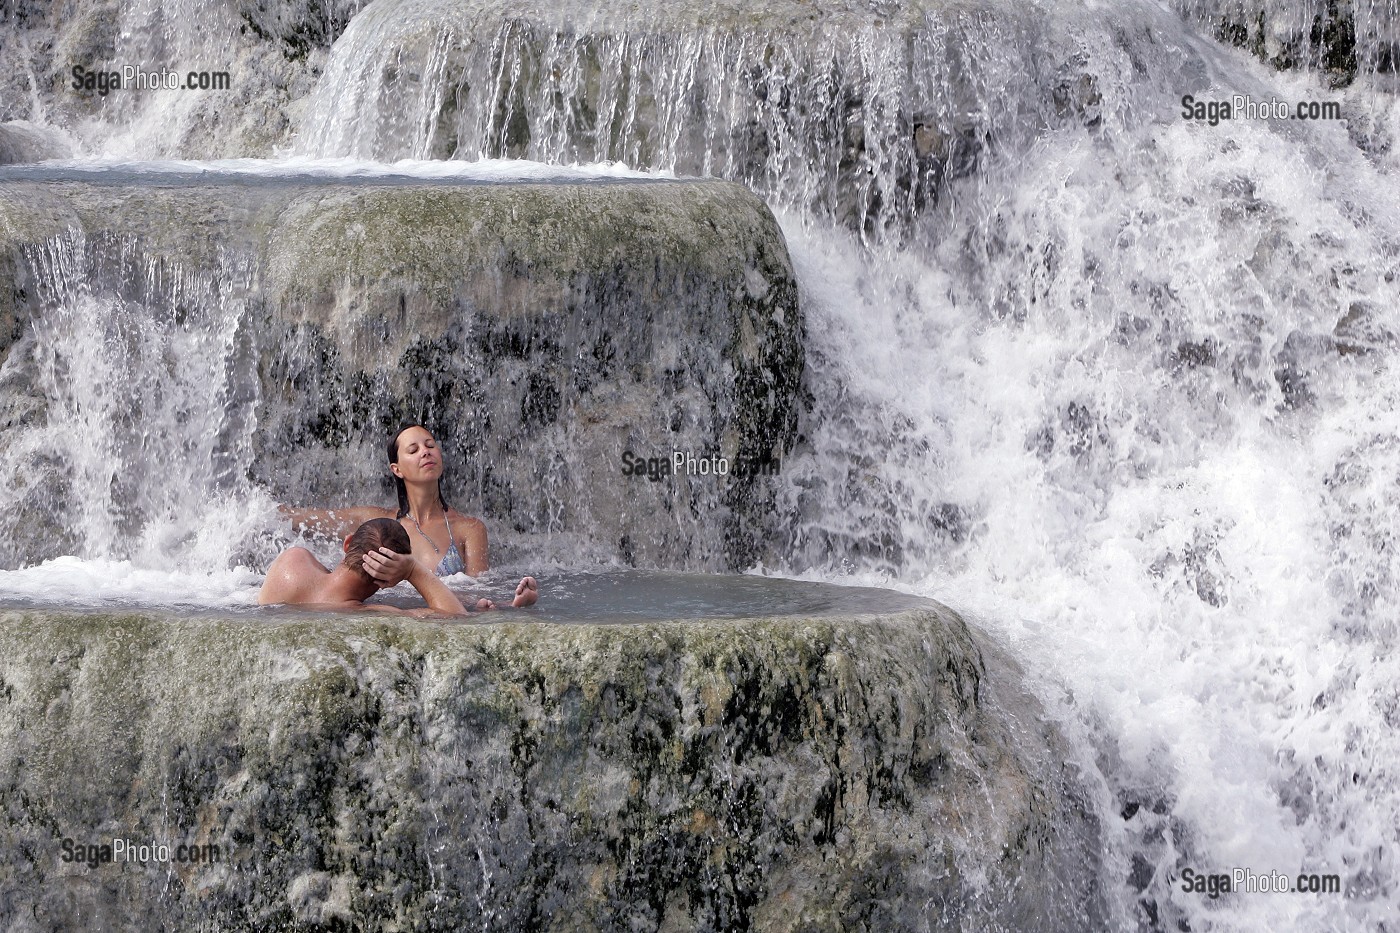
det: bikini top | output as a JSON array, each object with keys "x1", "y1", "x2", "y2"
[
  {"x1": 406, "y1": 510, "x2": 467, "y2": 576},
  {"x1": 433, "y1": 512, "x2": 466, "y2": 577}
]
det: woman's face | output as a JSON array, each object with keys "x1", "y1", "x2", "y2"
[{"x1": 392, "y1": 426, "x2": 444, "y2": 483}]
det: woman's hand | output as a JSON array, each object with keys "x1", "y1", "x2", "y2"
[{"x1": 363, "y1": 547, "x2": 417, "y2": 588}]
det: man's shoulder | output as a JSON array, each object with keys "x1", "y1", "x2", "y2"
[
  {"x1": 270, "y1": 546, "x2": 324, "y2": 570},
  {"x1": 258, "y1": 547, "x2": 331, "y2": 605}
]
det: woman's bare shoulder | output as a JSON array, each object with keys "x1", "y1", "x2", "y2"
[
  {"x1": 446, "y1": 511, "x2": 489, "y2": 574},
  {"x1": 447, "y1": 510, "x2": 486, "y2": 530}
]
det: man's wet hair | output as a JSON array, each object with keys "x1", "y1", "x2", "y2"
[{"x1": 343, "y1": 518, "x2": 412, "y2": 580}]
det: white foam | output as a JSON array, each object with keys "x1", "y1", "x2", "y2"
[
  {"x1": 772, "y1": 59, "x2": 1400, "y2": 925},
  {"x1": 0, "y1": 557, "x2": 259, "y2": 610}
]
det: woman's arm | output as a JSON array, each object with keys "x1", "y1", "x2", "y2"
[
  {"x1": 453, "y1": 514, "x2": 490, "y2": 575},
  {"x1": 402, "y1": 556, "x2": 468, "y2": 615},
  {"x1": 362, "y1": 546, "x2": 468, "y2": 614},
  {"x1": 279, "y1": 505, "x2": 394, "y2": 539}
]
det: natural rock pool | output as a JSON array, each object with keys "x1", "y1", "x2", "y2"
[
  {"x1": 0, "y1": 578, "x2": 1104, "y2": 930},
  {"x1": 4, "y1": 0, "x2": 1399, "y2": 928}
]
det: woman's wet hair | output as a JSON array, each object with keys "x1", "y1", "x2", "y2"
[
  {"x1": 387, "y1": 424, "x2": 450, "y2": 519},
  {"x1": 342, "y1": 518, "x2": 412, "y2": 580}
]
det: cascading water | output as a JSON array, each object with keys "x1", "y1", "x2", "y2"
[
  {"x1": 0, "y1": 225, "x2": 272, "y2": 604},
  {"x1": 1171, "y1": 0, "x2": 1400, "y2": 79},
  {"x1": 2, "y1": 0, "x2": 1398, "y2": 928},
  {"x1": 286, "y1": 2, "x2": 1400, "y2": 928}
]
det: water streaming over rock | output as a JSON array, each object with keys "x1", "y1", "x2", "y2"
[
  {"x1": 1, "y1": 0, "x2": 1399, "y2": 929},
  {"x1": 1172, "y1": 0, "x2": 1400, "y2": 79},
  {"x1": 1, "y1": 228, "x2": 263, "y2": 570},
  {"x1": 0, "y1": 168, "x2": 802, "y2": 573}
]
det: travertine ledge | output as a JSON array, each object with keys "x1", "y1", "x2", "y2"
[{"x1": 0, "y1": 606, "x2": 1103, "y2": 931}]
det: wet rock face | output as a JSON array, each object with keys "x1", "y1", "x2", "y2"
[
  {"x1": 1174, "y1": 0, "x2": 1395, "y2": 84},
  {"x1": 0, "y1": 607, "x2": 1106, "y2": 931},
  {"x1": 0, "y1": 176, "x2": 801, "y2": 571},
  {"x1": 1, "y1": 0, "x2": 1095, "y2": 238},
  {"x1": 0, "y1": 0, "x2": 355, "y2": 157},
  {"x1": 0, "y1": 122, "x2": 72, "y2": 165}
]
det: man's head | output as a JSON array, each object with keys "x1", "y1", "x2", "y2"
[{"x1": 342, "y1": 518, "x2": 412, "y2": 584}]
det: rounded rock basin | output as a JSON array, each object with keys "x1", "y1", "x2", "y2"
[{"x1": 0, "y1": 571, "x2": 1106, "y2": 931}]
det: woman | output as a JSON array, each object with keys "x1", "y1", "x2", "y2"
[{"x1": 282, "y1": 424, "x2": 538, "y2": 607}]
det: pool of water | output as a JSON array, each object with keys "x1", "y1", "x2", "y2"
[
  {"x1": 336, "y1": 569, "x2": 935, "y2": 622},
  {"x1": 0, "y1": 559, "x2": 931, "y2": 622},
  {"x1": 436, "y1": 569, "x2": 931, "y2": 621},
  {"x1": 0, "y1": 157, "x2": 677, "y2": 187}
]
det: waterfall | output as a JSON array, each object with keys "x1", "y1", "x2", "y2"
[
  {"x1": 0, "y1": 228, "x2": 267, "y2": 573},
  {"x1": 1171, "y1": 0, "x2": 1400, "y2": 78},
  {"x1": 2, "y1": 0, "x2": 1398, "y2": 927},
  {"x1": 285, "y1": 3, "x2": 1400, "y2": 927}
]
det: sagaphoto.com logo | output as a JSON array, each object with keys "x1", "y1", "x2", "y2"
[
  {"x1": 1180, "y1": 92, "x2": 1342, "y2": 126},
  {"x1": 71, "y1": 64, "x2": 231, "y2": 96},
  {"x1": 620, "y1": 449, "x2": 783, "y2": 482},
  {"x1": 60, "y1": 835, "x2": 224, "y2": 868}
]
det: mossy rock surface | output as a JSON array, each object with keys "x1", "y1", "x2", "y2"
[{"x1": 0, "y1": 606, "x2": 1104, "y2": 931}]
